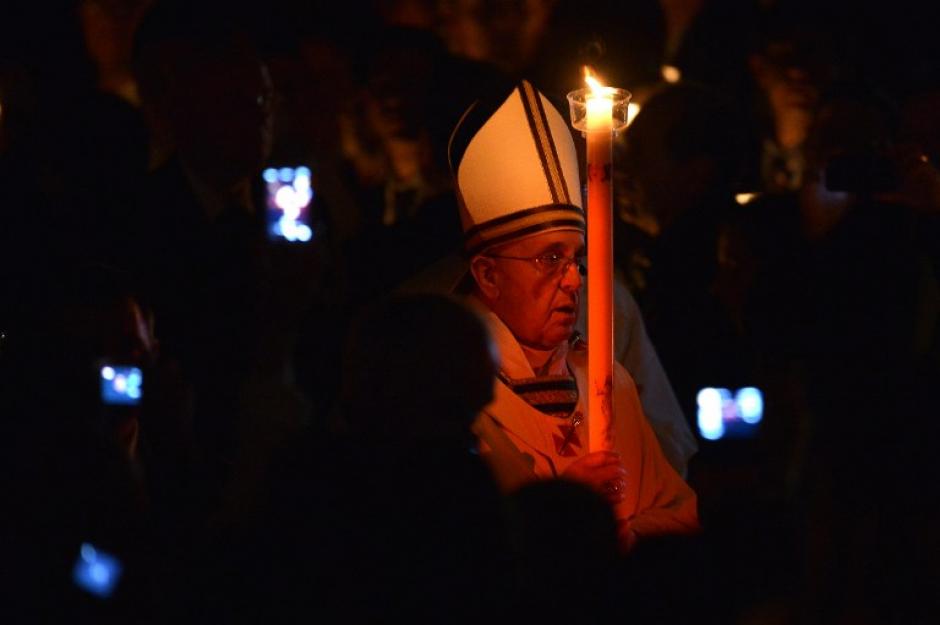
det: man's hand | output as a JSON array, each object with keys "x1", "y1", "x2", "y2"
[{"x1": 562, "y1": 451, "x2": 628, "y2": 505}]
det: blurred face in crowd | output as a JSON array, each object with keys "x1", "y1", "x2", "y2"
[
  {"x1": 66, "y1": 295, "x2": 157, "y2": 367},
  {"x1": 808, "y1": 97, "x2": 894, "y2": 169},
  {"x1": 750, "y1": 41, "x2": 829, "y2": 151},
  {"x1": 471, "y1": 230, "x2": 585, "y2": 350},
  {"x1": 103, "y1": 296, "x2": 157, "y2": 366},
  {"x1": 364, "y1": 45, "x2": 433, "y2": 141},
  {"x1": 752, "y1": 43, "x2": 821, "y2": 112},
  {"x1": 170, "y1": 41, "x2": 274, "y2": 185},
  {"x1": 622, "y1": 113, "x2": 713, "y2": 236}
]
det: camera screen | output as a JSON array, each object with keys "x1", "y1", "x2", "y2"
[
  {"x1": 696, "y1": 386, "x2": 764, "y2": 441},
  {"x1": 73, "y1": 542, "x2": 122, "y2": 598},
  {"x1": 100, "y1": 366, "x2": 142, "y2": 406},
  {"x1": 263, "y1": 166, "x2": 314, "y2": 242}
]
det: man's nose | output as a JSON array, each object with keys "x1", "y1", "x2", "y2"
[{"x1": 558, "y1": 259, "x2": 583, "y2": 292}]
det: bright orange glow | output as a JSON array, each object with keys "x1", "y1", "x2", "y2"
[
  {"x1": 584, "y1": 66, "x2": 615, "y2": 97},
  {"x1": 661, "y1": 65, "x2": 681, "y2": 83},
  {"x1": 582, "y1": 65, "x2": 615, "y2": 451},
  {"x1": 627, "y1": 102, "x2": 641, "y2": 127},
  {"x1": 584, "y1": 66, "x2": 614, "y2": 135}
]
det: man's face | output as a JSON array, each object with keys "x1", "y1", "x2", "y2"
[
  {"x1": 753, "y1": 44, "x2": 821, "y2": 116},
  {"x1": 106, "y1": 297, "x2": 157, "y2": 367},
  {"x1": 172, "y1": 46, "x2": 274, "y2": 182},
  {"x1": 481, "y1": 230, "x2": 585, "y2": 350}
]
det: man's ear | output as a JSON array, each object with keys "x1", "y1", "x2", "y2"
[{"x1": 469, "y1": 255, "x2": 500, "y2": 300}]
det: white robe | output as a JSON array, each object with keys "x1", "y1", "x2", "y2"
[
  {"x1": 472, "y1": 307, "x2": 700, "y2": 544},
  {"x1": 399, "y1": 254, "x2": 697, "y2": 476}
]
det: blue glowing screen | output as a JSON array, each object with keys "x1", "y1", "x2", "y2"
[
  {"x1": 100, "y1": 366, "x2": 142, "y2": 406},
  {"x1": 697, "y1": 387, "x2": 764, "y2": 441},
  {"x1": 73, "y1": 543, "x2": 122, "y2": 598},
  {"x1": 263, "y1": 166, "x2": 314, "y2": 242}
]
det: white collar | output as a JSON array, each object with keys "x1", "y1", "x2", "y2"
[{"x1": 468, "y1": 296, "x2": 569, "y2": 380}]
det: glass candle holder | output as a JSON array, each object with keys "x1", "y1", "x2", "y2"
[{"x1": 566, "y1": 87, "x2": 632, "y2": 133}]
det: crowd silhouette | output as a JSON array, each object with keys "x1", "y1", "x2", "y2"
[{"x1": 1, "y1": 1, "x2": 938, "y2": 623}]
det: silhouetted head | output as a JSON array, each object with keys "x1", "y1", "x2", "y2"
[
  {"x1": 806, "y1": 83, "x2": 899, "y2": 174},
  {"x1": 341, "y1": 294, "x2": 496, "y2": 443},
  {"x1": 507, "y1": 479, "x2": 619, "y2": 621},
  {"x1": 748, "y1": 10, "x2": 835, "y2": 148},
  {"x1": 134, "y1": 3, "x2": 273, "y2": 184},
  {"x1": 622, "y1": 83, "x2": 743, "y2": 235},
  {"x1": 357, "y1": 27, "x2": 443, "y2": 141}
]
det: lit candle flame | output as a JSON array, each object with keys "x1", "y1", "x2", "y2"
[{"x1": 583, "y1": 66, "x2": 614, "y2": 96}]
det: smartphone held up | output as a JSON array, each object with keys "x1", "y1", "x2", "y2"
[
  {"x1": 100, "y1": 365, "x2": 142, "y2": 406},
  {"x1": 263, "y1": 166, "x2": 315, "y2": 243},
  {"x1": 73, "y1": 542, "x2": 123, "y2": 598},
  {"x1": 696, "y1": 386, "x2": 764, "y2": 441}
]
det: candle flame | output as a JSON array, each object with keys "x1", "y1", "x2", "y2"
[
  {"x1": 583, "y1": 66, "x2": 612, "y2": 96},
  {"x1": 735, "y1": 193, "x2": 760, "y2": 205}
]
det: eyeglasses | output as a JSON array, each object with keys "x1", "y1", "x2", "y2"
[{"x1": 485, "y1": 251, "x2": 587, "y2": 278}]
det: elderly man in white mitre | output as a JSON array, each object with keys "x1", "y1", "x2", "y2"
[{"x1": 448, "y1": 80, "x2": 699, "y2": 549}]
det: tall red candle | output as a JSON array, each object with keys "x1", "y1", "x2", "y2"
[{"x1": 568, "y1": 71, "x2": 630, "y2": 451}]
